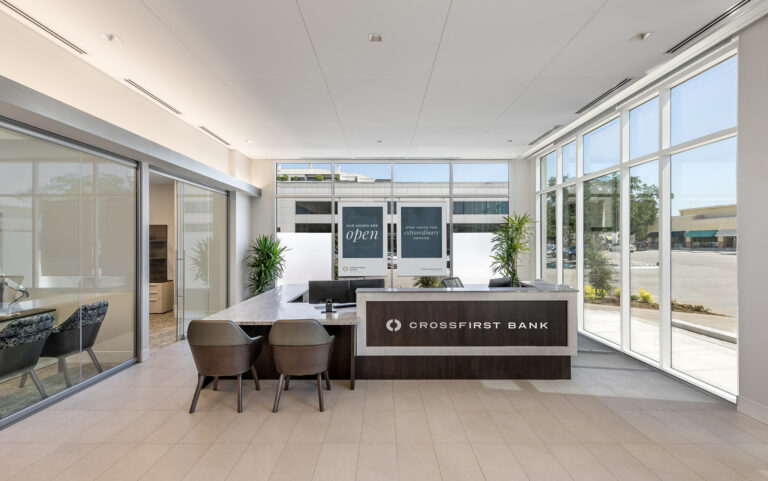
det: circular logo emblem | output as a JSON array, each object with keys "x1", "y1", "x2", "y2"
[{"x1": 386, "y1": 319, "x2": 402, "y2": 332}]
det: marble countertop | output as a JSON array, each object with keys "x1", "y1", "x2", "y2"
[
  {"x1": 204, "y1": 284, "x2": 359, "y2": 325},
  {"x1": 357, "y1": 280, "x2": 578, "y2": 293}
]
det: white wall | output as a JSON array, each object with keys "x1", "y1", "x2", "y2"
[
  {"x1": 250, "y1": 159, "x2": 277, "y2": 237},
  {"x1": 737, "y1": 15, "x2": 768, "y2": 423},
  {"x1": 148, "y1": 183, "x2": 176, "y2": 281},
  {"x1": 229, "y1": 190, "x2": 254, "y2": 304},
  {"x1": 511, "y1": 158, "x2": 535, "y2": 281}
]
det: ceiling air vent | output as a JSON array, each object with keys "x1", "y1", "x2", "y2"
[
  {"x1": 666, "y1": 0, "x2": 752, "y2": 54},
  {"x1": 574, "y1": 78, "x2": 634, "y2": 115},
  {"x1": 124, "y1": 79, "x2": 182, "y2": 115},
  {"x1": 0, "y1": 0, "x2": 87, "y2": 55},
  {"x1": 199, "y1": 126, "x2": 230, "y2": 146},
  {"x1": 528, "y1": 125, "x2": 563, "y2": 146}
]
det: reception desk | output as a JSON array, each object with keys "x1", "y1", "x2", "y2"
[{"x1": 204, "y1": 281, "x2": 577, "y2": 385}]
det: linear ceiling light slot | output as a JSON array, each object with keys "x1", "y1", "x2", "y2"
[
  {"x1": 124, "y1": 79, "x2": 182, "y2": 115},
  {"x1": 528, "y1": 125, "x2": 563, "y2": 146},
  {"x1": 0, "y1": 0, "x2": 87, "y2": 55},
  {"x1": 199, "y1": 126, "x2": 230, "y2": 146},
  {"x1": 666, "y1": 0, "x2": 752, "y2": 54},
  {"x1": 574, "y1": 78, "x2": 634, "y2": 115}
]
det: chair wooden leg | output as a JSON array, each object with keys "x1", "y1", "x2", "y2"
[
  {"x1": 284, "y1": 375, "x2": 290, "y2": 390},
  {"x1": 323, "y1": 370, "x2": 331, "y2": 390},
  {"x1": 86, "y1": 347, "x2": 103, "y2": 373},
  {"x1": 316, "y1": 373, "x2": 325, "y2": 412},
  {"x1": 58, "y1": 357, "x2": 72, "y2": 387},
  {"x1": 250, "y1": 365, "x2": 261, "y2": 391},
  {"x1": 28, "y1": 370, "x2": 47, "y2": 399},
  {"x1": 189, "y1": 374, "x2": 205, "y2": 413},
  {"x1": 19, "y1": 372, "x2": 27, "y2": 387},
  {"x1": 212, "y1": 376, "x2": 219, "y2": 391},
  {"x1": 237, "y1": 374, "x2": 243, "y2": 413},
  {"x1": 273, "y1": 374, "x2": 285, "y2": 413}
]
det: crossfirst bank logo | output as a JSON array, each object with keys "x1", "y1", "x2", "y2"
[{"x1": 386, "y1": 319, "x2": 402, "y2": 332}]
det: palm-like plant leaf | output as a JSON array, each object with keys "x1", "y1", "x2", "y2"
[
  {"x1": 246, "y1": 235, "x2": 288, "y2": 295},
  {"x1": 490, "y1": 213, "x2": 535, "y2": 287}
]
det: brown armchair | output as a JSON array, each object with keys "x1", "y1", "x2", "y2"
[
  {"x1": 187, "y1": 319, "x2": 264, "y2": 413},
  {"x1": 269, "y1": 319, "x2": 334, "y2": 412}
]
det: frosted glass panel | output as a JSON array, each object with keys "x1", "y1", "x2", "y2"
[
  {"x1": 453, "y1": 233, "x2": 494, "y2": 284},
  {"x1": 278, "y1": 233, "x2": 332, "y2": 285}
]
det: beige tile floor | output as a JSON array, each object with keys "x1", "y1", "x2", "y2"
[{"x1": 1, "y1": 340, "x2": 767, "y2": 481}]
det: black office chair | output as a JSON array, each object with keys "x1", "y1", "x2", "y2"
[
  {"x1": 488, "y1": 277, "x2": 512, "y2": 288},
  {"x1": 22, "y1": 301, "x2": 108, "y2": 388},
  {"x1": 2, "y1": 312, "x2": 55, "y2": 399},
  {"x1": 441, "y1": 277, "x2": 464, "y2": 288}
]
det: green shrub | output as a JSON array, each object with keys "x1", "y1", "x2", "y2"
[
  {"x1": 413, "y1": 276, "x2": 441, "y2": 288},
  {"x1": 639, "y1": 288, "x2": 653, "y2": 303}
]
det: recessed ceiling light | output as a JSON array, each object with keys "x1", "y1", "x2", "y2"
[
  {"x1": 246, "y1": 139, "x2": 256, "y2": 144},
  {"x1": 506, "y1": 139, "x2": 515, "y2": 143},
  {"x1": 376, "y1": 140, "x2": 383, "y2": 144},
  {"x1": 369, "y1": 33, "x2": 383, "y2": 42},
  {"x1": 637, "y1": 32, "x2": 653, "y2": 41},
  {"x1": 101, "y1": 33, "x2": 115, "y2": 42}
]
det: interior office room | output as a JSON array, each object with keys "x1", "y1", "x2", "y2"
[{"x1": 0, "y1": 0, "x2": 767, "y2": 480}]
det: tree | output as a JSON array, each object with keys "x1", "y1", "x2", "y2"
[{"x1": 629, "y1": 176, "x2": 659, "y2": 240}]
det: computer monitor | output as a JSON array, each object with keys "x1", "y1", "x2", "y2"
[
  {"x1": 308, "y1": 280, "x2": 351, "y2": 304},
  {"x1": 488, "y1": 277, "x2": 512, "y2": 288},
  {"x1": 348, "y1": 278, "x2": 385, "y2": 301}
]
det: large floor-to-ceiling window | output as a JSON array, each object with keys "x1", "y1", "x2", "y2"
[
  {"x1": 534, "y1": 48, "x2": 738, "y2": 397},
  {"x1": 275, "y1": 161, "x2": 511, "y2": 287},
  {"x1": 0, "y1": 124, "x2": 137, "y2": 421}
]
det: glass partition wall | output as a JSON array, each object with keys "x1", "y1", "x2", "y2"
[
  {"x1": 276, "y1": 162, "x2": 510, "y2": 288},
  {"x1": 0, "y1": 124, "x2": 137, "y2": 420},
  {"x1": 533, "y1": 50, "x2": 738, "y2": 398}
]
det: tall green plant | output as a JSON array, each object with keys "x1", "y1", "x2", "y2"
[
  {"x1": 246, "y1": 235, "x2": 288, "y2": 295},
  {"x1": 490, "y1": 213, "x2": 535, "y2": 287}
]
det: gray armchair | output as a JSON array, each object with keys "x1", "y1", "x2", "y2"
[
  {"x1": 1, "y1": 312, "x2": 54, "y2": 399},
  {"x1": 187, "y1": 319, "x2": 264, "y2": 413},
  {"x1": 269, "y1": 319, "x2": 334, "y2": 412}
]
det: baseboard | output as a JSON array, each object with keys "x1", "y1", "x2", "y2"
[
  {"x1": 140, "y1": 347, "x2": 151, "y2": 362},
  {"x1": 92, "y1": 350, "x2": 135, "y2": 364},
  {"x1": 738, "y1": 396, "x2": 768, "y2": 424}
]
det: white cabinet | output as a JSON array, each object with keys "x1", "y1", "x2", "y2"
[{"x1": 149, "y1": 280, "x2": 173, "y2": 314}]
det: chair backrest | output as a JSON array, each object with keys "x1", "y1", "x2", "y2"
[
  {"x1": 488, "y1": 277, "x2": 512, "y2": 288},
  {"x1": 56, "y1": 300, "x2": 108, "y2": 332},
  {"x1": 0, "y1": 313, "x2": 54, "y2": 377},
  {"x1": 188, "y1": 320, "x2": 251, "y2": 347},
  {"x1": 441, "y1": 277, "x2": 464, "y2": 288},
  {"x1": 269, "y1": 319, "x2": 331, "y2": 346},
  {"x1": 0, "y1": 312, "x2": 54, "y2": 350}
]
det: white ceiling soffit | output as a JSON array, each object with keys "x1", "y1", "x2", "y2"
[{"x1": 0, "y1": 0, "x2": 750, "y2": 160}]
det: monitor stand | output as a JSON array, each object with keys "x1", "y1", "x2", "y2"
[{"x1": 321, "y1": 299, "x2": 336, "y2": 314}]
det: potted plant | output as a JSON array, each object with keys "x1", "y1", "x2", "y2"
[
  {"x1": 246, "y1": 235, "x2": 288, "y2": 295},
  {"x1": 490, "y1": 212, "x2": 535, "y2": 287},
  {"x1": 412, "y1": 276, "x2": 441, "y2": 288}
]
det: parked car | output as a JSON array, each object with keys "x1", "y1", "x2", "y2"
[
  {"x1": 610, "y1": 243, "x2": 636, "y2": 252},
  {"x1": 635, "y1": 241, "x2": 648, "y2": 251},
  {"x1": 563, "y1": 245, "x2": 576, "y2": 260}
]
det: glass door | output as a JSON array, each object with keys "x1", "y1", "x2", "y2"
[{"x1": 176, "y1": 181, "x2": 227, "y2": 338}]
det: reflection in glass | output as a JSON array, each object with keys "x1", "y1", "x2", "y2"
[
  {"x1": 454, "y1": 163, "x2": 508, "y2": 195},
  {"x1": 629, "y1": 97, "x2": 659, "y2": 159},
  {"x1": 671, "y1": 56, "x2": 737, "y2": 146},
  {"x1": 583, "y1": 172, "x2": 621, "y2": 344},
  {"x1": 393, "y1": 164, "x2": 449, "y2": 195},
  {"x1": 671, "y1": 138, "x2": 737, "y2": 393},
  {"x1": 335, "y1": 163, "x2": 391, "y2": 196},
  {"x1": 541, "y1": 192, "x2": 556, "y2": 284},
  {"x1": 276, "y1": 162, "x2": 332, "y2": 195},
  {"x1": 629, "y1": 160, "x2": 659, "y2": 360},
  {"x1": 584, "y1": 118, "x2": 620, "y2": 175},
  {"x1": 541, "y1": 152, "x2": 556, "y2": 189},
  {"x1": 0, "y1": 126, "x2": 136, "y2": 418},
  {"x1": 562, "y1": 142, "x2": 576, "y2": 182},
  {"x1": 562, "y1": 186, "x2": 577, "y2": 288}
]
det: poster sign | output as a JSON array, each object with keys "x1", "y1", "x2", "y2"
[
  {"x1": 339, "y1": 203, "x2": 387, "y2": 276},
  {"x1": 396, "y1": 203, "x2": 447, "y2": 276}
]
